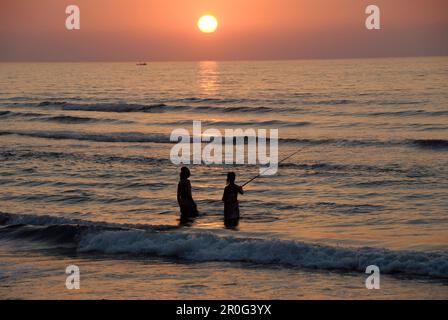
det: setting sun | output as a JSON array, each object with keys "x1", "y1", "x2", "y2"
[{"x1": 197, "y1": 15, "x2": 218, "y2": 33}]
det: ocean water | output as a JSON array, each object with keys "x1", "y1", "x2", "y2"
[{"x1": 0, "y1": 57, "x2": 447, "y2": 299}]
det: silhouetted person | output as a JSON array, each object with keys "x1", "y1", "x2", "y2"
[
  {"x1": 177, "y1": 167, "x2": 198, "y2": 224},
  {"x1": 222, "y1": 172, "x2": 243, "y2": 228}
]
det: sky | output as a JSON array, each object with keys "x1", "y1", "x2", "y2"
[{"x1": 0, "y1": 0, "x2": 447, "y2": 61}]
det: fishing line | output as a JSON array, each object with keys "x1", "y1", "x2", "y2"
[{"x1": 241, "y1": 146, "x2": 307, "y2": 187}]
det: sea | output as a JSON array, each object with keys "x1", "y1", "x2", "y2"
[{"x1": 0, "y1": 57, "x2": 447, "y2": 299}]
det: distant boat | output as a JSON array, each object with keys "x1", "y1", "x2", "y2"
[{"x1": 136, "y1": 62, "x2": 147, "y2": 66}]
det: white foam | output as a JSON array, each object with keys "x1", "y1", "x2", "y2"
[
  {"x1": 78, "y1": 229, "x2": 448, "y2": 278},
  {"x1": 2, "y1": 212, "x2": 447, "y2": 278}
]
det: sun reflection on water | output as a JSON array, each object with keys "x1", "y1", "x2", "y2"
[{"x1": 198, "y1": 61, "x2": 220, "y2": 95}]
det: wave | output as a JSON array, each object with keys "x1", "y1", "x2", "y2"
[
  {"x1": 0, "y1": 149, "x2": 168, "y2": 167},
  {"x1": 282, "y1": 138, "x2": 448, "y2": 150},
  {"x1": 34, "y1": 101, "x2": 286, "y2": 114},
  {"x1": 411, "y1": 139, "x2": 448, "y2": 150},
  {"x1": 303, "y1": 99, "x2": 353, "y2": 106},
  {"x1": 0, "y1": 96, "x2": 33, "y2": 102},
  {"x1": 0, "y1": 109, "x2": 135, "y2": 124},
  {"x1": 376, "y1": 100, "x2": 426, "y2": 106},
  {"x1": 38, "y1": 101, "x2": 168, "y2": 113},
  {"x1": 1, "y1": 149, "x2": 439, "y2": 180},
  {"x1": 8, "y1": 100, "x2": 447, "y2": 119},
  {"x1": 0, "y1": 110, "x2": 45, "y2": 119},
  {"x1": 37, "y1": 115, "x2": 134, "y2": 125},
  {"x1": 173, "y1": 97, "x2": 250, "y2": 104},
  {"x1": 0, "y1": 212, "x2": 447, "y2": 278},
  {"x1": 0, "y1": 130, "x2": 288, "y2": 144},
  {"x1": 194, "y1": 105, "x2": 276, "y2": 113},
  {"x1": 0, "y1": 212, "x2": 176, "y2": 232},
  {"x1": 365, "y1": 110, "x2": 448, "y2": 117},
  {"x1": 279, "y1": 162, "x2": 406, "y2": 174},
  {"x1": 0, "y1": 130, "x2": 376, "y2": 146},
  {"x1": 160, "y1": 119, "x2": 311, "y2": 128},
  {"x1": 0, "y1": 130, "x2": 169, "y2": 144},
  {"x1": 1, "y1": 130, "x2": 447, "y2": 151}
]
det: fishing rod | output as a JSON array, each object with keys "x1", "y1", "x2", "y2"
[{"x1": 241, "y1": 146, "x2": 306, "y2": 187}]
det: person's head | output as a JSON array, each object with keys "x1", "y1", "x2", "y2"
[
  {"x1": 227, "y1": 172, "x2": 236, "y2": 184},
  {"x1": 180, "y1": 167, "x2": 191, "y2": 180}
]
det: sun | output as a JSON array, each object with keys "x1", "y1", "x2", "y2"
[{"x1": 197, "y1": 15, "x2": 218, "y2": 34}]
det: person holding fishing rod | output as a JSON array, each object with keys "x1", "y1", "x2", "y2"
[
  {"x1": 222, "y1": 172, "x2": 244, "y2": 228},
  {"x1": 222, "y1": 148, "x2": 304, "y2": 228}
]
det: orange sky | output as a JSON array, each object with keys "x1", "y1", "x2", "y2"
[{"x1": 0, "y1": 0, "x2": 447, "y2": 61}]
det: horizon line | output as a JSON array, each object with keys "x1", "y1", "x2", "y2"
[{"x1": 1, "y1": 54, "x2": 447, "y2": 64}]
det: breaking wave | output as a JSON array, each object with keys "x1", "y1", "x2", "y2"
[{"x1": 0, "y1": 212, "x2": 447, "y2": 279}]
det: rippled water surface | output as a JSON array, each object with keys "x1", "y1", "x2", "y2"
[{"x1": 0, "y1": 58, "x2": 447, "y2": 299}]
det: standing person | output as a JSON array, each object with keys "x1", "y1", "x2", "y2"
[
  {"x1": 177, "y1": 167, "x2": 198, "y2": 223},
  {"x1": 222, "y1": 172, "x2": 244, "y2": 228}
]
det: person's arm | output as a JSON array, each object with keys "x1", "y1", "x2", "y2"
[{"x1": 238, "y1": 185, "x2": 244, "y2": 195}]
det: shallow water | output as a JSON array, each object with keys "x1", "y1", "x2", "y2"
[{"x1": 0, "y1": 58, "x2": 447, "y2": 299}]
